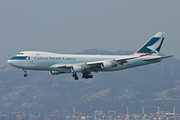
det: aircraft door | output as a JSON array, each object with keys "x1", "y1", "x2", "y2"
[{"x1": 30, "y1": 56, "x2": 34, "y2": 64}]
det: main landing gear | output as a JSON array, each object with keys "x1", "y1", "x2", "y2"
[
  {"x1": 23, "y1": 69, "x2": 28, "y2": 77},
  {"x1": 72, "y1": 73, "x2": 79, "y2": 80},
  {"x1": 72, "y1": 72, "x2": 93, "y2": 80},
  {"x1": 72, "y1": 72, "x2": 94, "y2": 80},
  {"x1": 82, "y1": 72, "x2": 93, "y2": 79}
]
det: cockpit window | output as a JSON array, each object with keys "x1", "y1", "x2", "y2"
[
  {"x1": 18, "y1": 53, "x2": 24, "y2": 55},
  {"x1": 10, "y1": 56, "x2": 30, "y2": 60}
]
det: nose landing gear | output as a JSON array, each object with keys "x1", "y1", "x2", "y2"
[{"x1": 23, "y1": 69, "x2": 28, "y2": 77}]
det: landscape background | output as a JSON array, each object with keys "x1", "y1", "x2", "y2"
[{"x1": 1, "y1": 49, "x2": 180, "y2": 116}]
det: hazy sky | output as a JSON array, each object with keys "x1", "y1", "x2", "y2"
[{"x1": 0, "y1": 1, "x2": 180, "y2": 67}]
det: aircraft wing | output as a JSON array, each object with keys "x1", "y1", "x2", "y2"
[
  {"x1": 87, "y1": 56, "x2": 139, "y2": 66},
  {"x1": 50, "y1": 56, "x2": 140, "y2": 72},
  {"x1": 85, "y1": 56, "x2": 140, "y2": 72}
]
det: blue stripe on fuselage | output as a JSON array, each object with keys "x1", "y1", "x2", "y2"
[{"x1": 10, "y1": 56, "x2": 30, "y2": 60}]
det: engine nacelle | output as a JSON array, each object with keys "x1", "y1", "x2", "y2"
[
  {"x1": 71, "y1": 66, "x2": 82, "y2": 73},
  {"x1": 49, "y1": 71, "x2": 60, "y2": 75},
  {"x1": 101, "y1": 61, "x2": 113, "y2": 69}
]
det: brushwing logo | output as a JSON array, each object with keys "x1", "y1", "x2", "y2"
[
  {"x1": 136, "y1": 34, "x2": 164, "y2": 54},
  {"x1": 147, "y1": 37, "x2": 163, "y2": 53}
]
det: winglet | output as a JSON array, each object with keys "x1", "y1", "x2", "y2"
[{"x1": 135, "y1": 32, "x2": 165, "y2": 55}]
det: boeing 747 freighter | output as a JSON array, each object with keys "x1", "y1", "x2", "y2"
[{"x1": 7, "y1": 32, "x2": 173, "y2": 80}]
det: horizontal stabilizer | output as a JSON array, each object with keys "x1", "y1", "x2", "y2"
[{"x1": 142, "y1": 55, "x2": 174, "y2": 61}]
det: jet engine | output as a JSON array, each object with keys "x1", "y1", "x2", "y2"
[
  {"x1": 49, "y1": 71, "x2": 60, "y2": 75},
  {"x1": 101, "y1": 61, "x2": 113, "y2": 69},
  {"x1": 71, "y1": 66, "x2": 82, "y2": 73}
]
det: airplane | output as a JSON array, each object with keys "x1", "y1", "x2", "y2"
[{"x1": 7, "y1": 32, "x2": 173, "y2": 80}]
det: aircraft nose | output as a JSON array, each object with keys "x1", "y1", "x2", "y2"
[
  {"x1": 7, "y1": 59, "x2": 21, "y2": 67},
  {"x1": 7, "y1": 60, "x2": 13, "y2": 65},
  {"x1": 7, "y1": 60, "x2": 11, "y2": 64}
]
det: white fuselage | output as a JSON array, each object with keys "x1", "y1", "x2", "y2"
[
  {"x1": 7, "y1": 32, "x2": 172, "y2": 80},
  {"x1": 7, "y1": 51, "x2": 161, "y2": 74}
]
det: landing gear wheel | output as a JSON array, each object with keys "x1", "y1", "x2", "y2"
[
  {"x1": 23, "y1": 69, "x2": 28, "y2": 77},
  {"x1": 72, "y1": 74, "x2": 77, "y2": 77},
  {"x1": 75, "y1": 77, "x2": 79, "y2": 80},
  {"x1": 89, "y1": 75, "x2": 93, "y2": 78},
  {"x1": 24, "y1": 74, "x2": 28, "y2": 77},
  {"x1": 72, "y1": 73, "x2": 79, "y2": 80},
  {"x1": 82, "y1": 72, "x2": 93, "y2": 79}
]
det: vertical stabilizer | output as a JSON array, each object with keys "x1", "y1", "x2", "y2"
[{"x1": 134, "y1": 32, "x2": 165, "y2": 55}]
